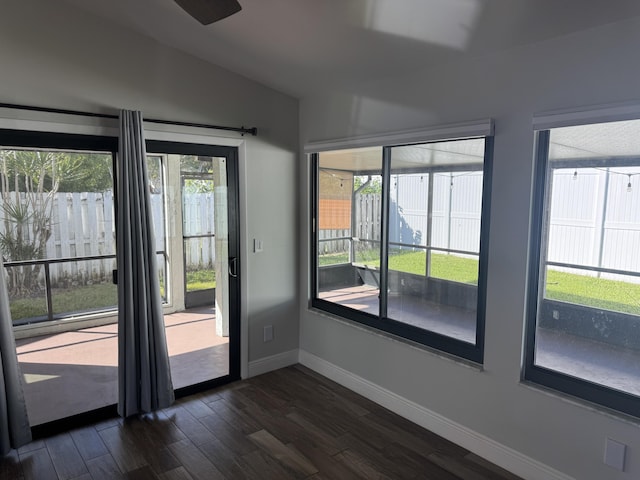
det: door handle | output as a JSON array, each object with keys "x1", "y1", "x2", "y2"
[{"x1": 229, "y1": 257, "x2": 238, "y2": 278}]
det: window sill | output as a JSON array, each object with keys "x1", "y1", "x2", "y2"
[
  {"x1": 307, "y1": 304, "x2": 484, "y2": 372},
  {"x1": 518, "y1": 379, "x2": 640, "y2": 428}
]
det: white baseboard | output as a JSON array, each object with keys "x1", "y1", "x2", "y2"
[
  {"x1": 299, "y1": 349, "x2": 574, "y2": 480},
  {"x1": 247, "y1": 349, "x2": 299, "y2": 378}
]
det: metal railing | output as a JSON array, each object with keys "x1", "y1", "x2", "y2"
[
  {"x1": 318, "y1": 236, "x2": 479, "y2": 274},
  {"x1": 546, "y1": 260, "x2": 640, "y2": 279},
  {"x1": 4, "y1": 254, "x2": 117, "y2": 325},
  {"x1": 4, "y1": 250, "x2": 168, "y2": 325}
]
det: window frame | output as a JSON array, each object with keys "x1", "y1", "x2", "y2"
[
  {"x1": 524, "y1": 128, "x2": 640, "y2": 418},
  {"x1": 310, "y1": 136, "x2": 494, "y2": 363}
]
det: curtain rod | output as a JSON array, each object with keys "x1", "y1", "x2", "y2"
[{"x1": 0, "y1": 102, "x2": 258, "y2": 136}]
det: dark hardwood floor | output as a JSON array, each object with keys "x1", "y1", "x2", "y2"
[{"x1": 1, "y1": 365, "x2": 522, "y2": 480}]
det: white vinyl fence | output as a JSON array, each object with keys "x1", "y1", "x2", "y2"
[
  {"x1": 548, "y1": 169, "x2": 640, "y2": 282},
  {"x1": 320, "y1": 170, "x2": 640, "y2": 281},
  {"x1": 389, "y1": 172, "x2": 483, "y2": 253},
  {"x1": 319, "y1": 172, "x2": 483, "y2": 255},
  {"x1": 0, "y1": 192, "x2": 215, "y2": 285}
]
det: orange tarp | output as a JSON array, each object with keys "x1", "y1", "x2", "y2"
[{"x1": 319, "y1": 198, "x2": 351, "y2": 229}]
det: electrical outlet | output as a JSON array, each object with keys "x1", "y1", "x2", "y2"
[
  {"x1": 263, "y1": 325, "x2": 273, "y2": 342},
  {"x1": 552, "y1": 310, "x2": 560, "y2": 320},
  {"x1": 604, "y1": 438, "x2": 626, "y2": 471}
]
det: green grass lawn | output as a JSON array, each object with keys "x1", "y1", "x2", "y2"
[
  {"x1": 186, "y1": 268, "x2": 216, "y2": 292},
  {"x1": 9, "y1": 296, "x2": 48, "y2": 321},
  {"x1": 319, "y1": 250, "x2": 479, "y2": 284},
  {"x1": 546, "y1": 270, "x2": 640, "y2": 315},
  {"x1": 318, "y1": 249, "x2": 640, "y2": 315},
  {"x1": 388, "y1": 250, "x2": 479, "y2": 285},
  {"x1": 10, "y1": 283, "x2": 117, "y2": 321},
  {"x1": 9, "y1": 270, "x2": 216, "y2": 320},
  {"x1": 9, "y1": 268, "x2": 217, "y2": 322},
  {"x1": 318, "y1": 251, "x2": 349, "y2": 266}
]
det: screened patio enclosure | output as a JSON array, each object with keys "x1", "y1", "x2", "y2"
[{"x1": 313, "y1": 138, "x2": 491, "y2": 360}]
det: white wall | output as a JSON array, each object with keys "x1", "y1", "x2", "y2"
[
  {"x1": 0, "y1": 0, "x2": 299, "y2": 370},
  {"x1": 300, "y1": 16, "x2": 640, "y2": 480}
]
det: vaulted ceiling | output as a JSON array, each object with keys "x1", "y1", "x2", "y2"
[{"x1": 62, "y1": 0, "x2": 640, "y2": 99}]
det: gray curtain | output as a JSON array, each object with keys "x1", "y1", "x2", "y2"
[
  {"x1": 117, "y1": 110, "x2": 174, "y2": 417},
  {"x1": 0, "y1": 257, "x2": 31, "y2": 454}
]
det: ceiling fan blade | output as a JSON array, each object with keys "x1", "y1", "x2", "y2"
[{"x1": 174, "y1": 0, "x2": 242, "y2": 25}]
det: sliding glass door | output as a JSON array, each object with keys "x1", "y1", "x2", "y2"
[{"x1": 2, "y1": 131, "x2": 241, "y2": 428}]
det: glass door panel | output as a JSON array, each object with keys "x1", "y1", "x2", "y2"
[
  {"x1": 157, "y1": 150, "x2": 237, "y2": 390},
  {"x1": 2, "y1": 146, "x2": 118, "y2": 426},
  {"x1": 181, "y1": 160, "x2": 217, "y2": 309}
]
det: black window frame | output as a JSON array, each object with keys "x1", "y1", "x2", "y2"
[
  {"x1": 524, "y1": 128, "x2": 640, "y2": 418},
  {"x1": 310, "y1": 136, "x2": 494, "y2": 363}
]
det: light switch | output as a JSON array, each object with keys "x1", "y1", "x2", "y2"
[{"x1": 254, "y1": 238, "x2": 263, "y2": 253}]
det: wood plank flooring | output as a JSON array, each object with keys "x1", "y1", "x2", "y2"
[{"x1": 1, "y1": 365, "x2": 522, "y2": 480}]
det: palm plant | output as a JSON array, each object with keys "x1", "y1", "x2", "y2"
[{"x1": 0, "y1": 150, "x2": 82, "y2": 295}]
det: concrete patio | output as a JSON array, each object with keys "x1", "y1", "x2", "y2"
[
  {"x1": 320, "y1": 285, "x2": 640, "y2": 397},
  {"x1": 15, "y1": 307, "x2": 229, "y2": 426}
]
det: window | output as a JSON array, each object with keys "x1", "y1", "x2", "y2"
[
  {"x1": 526, "y1": 119, "x2": 640, "y2": 417},
  {"x1": 316, "y1": 147, "x2": 383, "y2": 317},
  {"x1": 312, "y1": 136, "x2": 492, "y2": 362}
]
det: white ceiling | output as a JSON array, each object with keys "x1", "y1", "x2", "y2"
[{"x1": 62, "y1": 0, "x2": 640, "y2": 99}]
